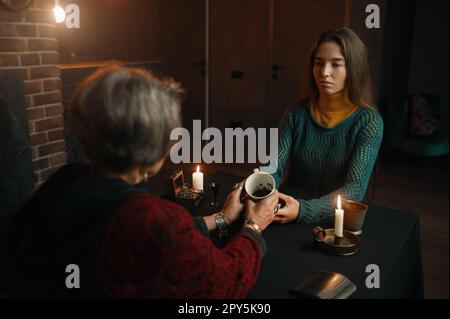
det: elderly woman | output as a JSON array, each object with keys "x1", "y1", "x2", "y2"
[{"x1": 2, "y1": 65, "x2": 277, "y2": 298}]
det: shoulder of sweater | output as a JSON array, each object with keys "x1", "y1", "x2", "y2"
[
  {"x1": 286, "y1": 103, "x2": 309, "y2": 122},
  {"x1": 291, "y1": 103, "x2": 309, "y2": 114},
  {"x1": 119, "y1": 193, "x2": 191, "y2": 222},
  {"x1": 355, "y1": 107, "x2": 384, "y2": 128}
]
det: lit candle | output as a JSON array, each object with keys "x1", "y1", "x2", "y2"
[
  {"x1": 334, "y1": 195, "x2": 344, "y2": 238},
  {"x1": 192, "y1": 165, "x2": 204, "y2": 191}
]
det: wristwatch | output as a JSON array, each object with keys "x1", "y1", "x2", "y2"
[
  {"x1": 215, "y1": 212, "x2": 229, "y2": 238},
  {"x1": 245, "y1": 218, "x2": 262, "y2": 235}
]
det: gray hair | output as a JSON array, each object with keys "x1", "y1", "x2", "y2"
[{"x1": 68, "y1": 64, "x2": 183, "y2": 173}]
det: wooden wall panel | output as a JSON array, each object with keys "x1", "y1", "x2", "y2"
[
  {"x1": 56, "y1": 0, "x2": 388, "y2": 133},
  {"x1": 158, "y1": 0, "x2": 205, "y2": 132},
  {"x1": 210, "y1": 0, "x2": 271, "y2": 129},
  {"x1": 349, "y1": 0, "x2": 387, "y2": 102},
  {"x1": 57, "y1": 0, "x2": 159, "y2": 63},
  {"x1": 269, "y1": 0, "x2": 345, "y2": 127}
]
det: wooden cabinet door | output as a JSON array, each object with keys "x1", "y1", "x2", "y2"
[
  {"x1": 157, "y1": 0, "x2": 349, "y2": 132},
  {"x1": 210, "y1": 0, "x2": 271, "y2": 130},
  {"x1": 269, "y1": 0, "x2": 345, "y2": 127},
  {"x1": 158, "y1": 0, "x2": 206, "y2": 132}
]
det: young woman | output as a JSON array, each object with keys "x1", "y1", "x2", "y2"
[{"x1": 274, "y1": 27, "x2": 383, "y2": 224}]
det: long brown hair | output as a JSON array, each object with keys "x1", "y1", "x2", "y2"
[{"x1": 302, "y1": 27, "x2": 375, "y2": 108}]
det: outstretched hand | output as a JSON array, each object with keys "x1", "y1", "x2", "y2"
[{"x1": 273, "y1": 192, "x2": 300, "y2": 224}]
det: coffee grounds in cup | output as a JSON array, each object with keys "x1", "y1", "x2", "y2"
[{"x1": 252, "y1": 187, "x2": 272, "y2": 197}]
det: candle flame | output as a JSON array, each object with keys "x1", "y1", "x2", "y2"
[
  {"x1": 196, "y1": 165, "x2": 200, "y2": 173},
  {"x1": 337, "y1": 195, "x2": 341, "y2": 209}
]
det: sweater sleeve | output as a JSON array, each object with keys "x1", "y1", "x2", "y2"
[
  {"x1": 163, "y1": 207, "x2": 265, "y2": 298},
  {"x1": 297, "y1": 110, "x2": 384, "y2": 224},
  {"x1": 273, "y1": 109, "x2": 296, "y2": 188},
  {"x1": 99, "y1": 196, "x2": 265, "y2": 299},
  {"x1": 192, "y1": 216, "x2": 210, "y2": 237}
]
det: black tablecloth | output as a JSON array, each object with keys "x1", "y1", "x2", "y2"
[{"x1": 191, "y1": 171, "x2": 424, "y2": 299}]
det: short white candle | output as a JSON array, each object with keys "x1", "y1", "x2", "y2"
[
  {"x1": 192, "y1": 165, "x2": 204, "y2": 191},
  {"x1": 334, "y1": 195, "x2": 344, "y2": 237}
]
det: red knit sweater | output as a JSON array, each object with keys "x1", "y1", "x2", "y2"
[{"x1": 90, "y1": 194, "x2": 263, "y2": 298}]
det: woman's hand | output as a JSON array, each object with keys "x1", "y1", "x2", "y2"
[
  {"x1": 273, "y1": 192, "x2": 300, "y2": 224},
  {"x1": 221, "y1": 180, "x2": 245, "y2": 223},
  {"x1": 245, "y1": 190, "x2": 279, "y2": 231}
]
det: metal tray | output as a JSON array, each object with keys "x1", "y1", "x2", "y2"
[{"x1": 312, "y1": 226, "x2": 360, "y2": 256}]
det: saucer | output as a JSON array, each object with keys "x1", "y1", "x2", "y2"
[{"x1": 312, "y1": 226, "x2": 360, "y2": 256}]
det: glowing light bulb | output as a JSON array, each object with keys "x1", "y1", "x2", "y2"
[{"x1": 53, "y1": 5, "x2": 66, "y2": 23}]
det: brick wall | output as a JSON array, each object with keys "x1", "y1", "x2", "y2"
[{"x1": 0, "y1": 0, "x2": 66, "y2": 187}]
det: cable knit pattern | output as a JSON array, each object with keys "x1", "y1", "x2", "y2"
[
  {"x1": 92, "y1": 194, "x2": 263, "y2": 298},
  {"x1": 273, "y1": 104, "x2": 383, "y2": 224}
]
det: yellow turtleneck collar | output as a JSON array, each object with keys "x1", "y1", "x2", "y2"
[{"x1": 310, "y1": 102, "x2": 359, "y2": 128}]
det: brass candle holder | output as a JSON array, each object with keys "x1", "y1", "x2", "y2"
[{"x1": 312, "y1": 226, "x2": 360, "y2": 256}]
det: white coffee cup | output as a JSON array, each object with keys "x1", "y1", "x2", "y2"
[{"x1": 241, "y1": 168, "x2": 276, "y2": 201}]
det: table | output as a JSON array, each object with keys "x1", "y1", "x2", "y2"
[{"x1": 192, "y1": 171, "x2": 424, "y2": 299}]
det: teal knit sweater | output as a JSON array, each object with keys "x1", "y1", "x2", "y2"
[{"x1": 273, "y1": 104, "x2": 384, "y2": 224}]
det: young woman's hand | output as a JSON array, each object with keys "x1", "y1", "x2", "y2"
[{"x1": 273, "y1": 192, "x2": 300, "y2": 224}]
